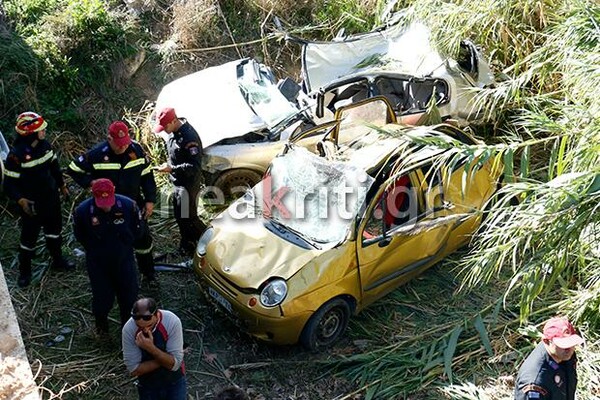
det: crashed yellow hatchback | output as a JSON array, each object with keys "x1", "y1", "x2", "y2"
[{"x1": 194, "y1": 97, "x2": 502, "y2": 350}]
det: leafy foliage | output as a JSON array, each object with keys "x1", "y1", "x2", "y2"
[{"x1": 1, "y1": 0, "x2": 141, "y2": 131}]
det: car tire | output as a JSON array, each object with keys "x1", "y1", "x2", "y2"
[
  {"x1": 213, "y1": 169, "x2": 262, "y2": 199},
  {"x1": 300, "y1": 298, "x2": 351, "y2": 351}
]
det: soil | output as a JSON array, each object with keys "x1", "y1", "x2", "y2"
[{"x1": 0, "y1": 205, "x2": 365, "y2": 399}]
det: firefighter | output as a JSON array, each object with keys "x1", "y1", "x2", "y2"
[
  {"x1": 153, "y1": 107, "x2": 206, "y2": 256},
  {"x1": 73, "y1": 178, "x2": 141, "y2": 333},
  {"x1": 68, "y1": 121, "x2": 157, "y2": 283},
  {"x1": 514, "y1": 317, "x2": 584, "y2": 400},
  {"x1": 2, "y1": 111, "x2": 74, "y2": 287}
]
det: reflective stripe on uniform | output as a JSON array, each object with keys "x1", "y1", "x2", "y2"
[
  {"x1": 20, "y1": 244, "x2": 35, "y2": 251},
  {"x1": 68, "y1": 161, "x2": 86, "y2": 173},
  {"x1": 141, "y1": 166, "x2": 153, "y2": 176},
  {"x1": 92, "y1": 163, "x2": 121, "y2": 170},
  {"x1": 3, "y1": 169, "x2": 20, "y2": 178},
  {"x1": 44, "y1": 233, "x2": 61, "y2": 239},
  {"x1": 135, "y1": 246, "x2": 153, "y2": 254},
  {"x1": 21, "y1": 150, "x2": 54, "y2": 168},
  {"x1": 124, "y1": 159, "x2": 146, "y2": 169}
]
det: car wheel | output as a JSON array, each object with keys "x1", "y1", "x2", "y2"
[
  {"x1": 300, "y1": 298, "x2": 351, "y2": 351},
  {"x1": 214, "y1": 169, "x2": 262, "y2": 199}
]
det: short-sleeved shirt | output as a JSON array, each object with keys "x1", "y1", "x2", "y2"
[{"x1": 122, "y1": 310, "x2": 185, "y2": 387}]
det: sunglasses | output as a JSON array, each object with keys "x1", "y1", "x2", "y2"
[{"x1": 131, "y1": 313, "x2": 154, "y2": 321}]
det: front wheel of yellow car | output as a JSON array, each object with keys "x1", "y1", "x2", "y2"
[{"x1": 300, "y1": 298, "x2": 350, "y2": 351}]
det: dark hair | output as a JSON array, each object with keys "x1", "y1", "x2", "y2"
[
  {"x1": 131, "y1": 298, "x2": 157, "y2": 315},
  {"x1": 215, "y1": 386, "x2": 248, "y2": 400}
]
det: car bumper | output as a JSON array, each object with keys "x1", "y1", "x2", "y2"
[{"x1": 194, "y1": 256, "x2": 311, "y2": 345}]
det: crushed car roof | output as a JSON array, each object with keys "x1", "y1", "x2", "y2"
[{"x1": 300, "y1": 22, "x2": 495, "y2": 93}]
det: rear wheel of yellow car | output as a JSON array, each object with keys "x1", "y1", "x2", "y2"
[{"x1": 300, "y1": 298, "x2": 350, "y2": 351}]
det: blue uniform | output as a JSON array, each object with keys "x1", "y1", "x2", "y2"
[
  {"x1": 514, "y1": 342, "x2": 578, "y2": 400},
  {"x1": 74, "y1": 195, "x2": 141, "y2": 328},
  {"x1": 165, "y1": 119, "x2": 206, "y2": 253},
  {"x1": 68, "y1": 140, "x2": 157, "y2": 279}
]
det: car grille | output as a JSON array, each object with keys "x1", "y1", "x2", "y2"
[{"x1": 205, "y1": 269, "x2": 238, "y2": 299}]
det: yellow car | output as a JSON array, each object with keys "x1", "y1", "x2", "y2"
[{"x1": 193, "y1": 98, "x2": 502, "y2": 350}]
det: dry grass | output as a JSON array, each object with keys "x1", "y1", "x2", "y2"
[
  {"x1": 0, "y1": 193, "x2": 357, "y2": 399},
  {"x1": 171, "y1": 0, "x2": 222, "y2": 50}
]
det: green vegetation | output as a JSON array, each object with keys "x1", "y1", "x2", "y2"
[
  {"x1": 1, "y1": 0, "x2": 599, "y2": 398},
  {"x1": 1, "y1": 0, "x2": 141, "y2": 132}
]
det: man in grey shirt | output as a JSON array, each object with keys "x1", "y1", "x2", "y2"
[{"x1": 122, "y1": 298, "x2": 186, "y2": 400}]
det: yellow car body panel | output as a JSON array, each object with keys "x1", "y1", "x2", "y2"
[{"x1": 193, "y1": 97, "x2": 502, "y2": 347}]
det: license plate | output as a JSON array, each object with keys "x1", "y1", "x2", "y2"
[{"x1": 208, "y1": 287, "x2": 233, "y2": 314}]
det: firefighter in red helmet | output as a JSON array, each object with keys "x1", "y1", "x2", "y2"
[{"x1": 2, "y1": 112, "x2": 75, "y2": 287}]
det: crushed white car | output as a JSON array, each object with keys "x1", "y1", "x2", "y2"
[
  {"x1": 154, "y1": 22, "x2": 496, "y2": 196},
  {"x1": 298, "y1": 22, "x2": 495, "y2": 125}
]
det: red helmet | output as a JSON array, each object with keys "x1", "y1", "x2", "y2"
[{"x1": 15, "y1": 111, "x2": 48, "y2": 136}]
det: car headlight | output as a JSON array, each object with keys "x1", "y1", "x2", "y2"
[
  {"x1": 260, "y1": 279, "x2": 287, "y2": 307},
  {"x1": 196, "y1": 227, "x2": 214, "y2": 256}
]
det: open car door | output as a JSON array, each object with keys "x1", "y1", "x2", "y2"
[{"x1": 356, "y1": 167, "x2": 459, "y2": 306}]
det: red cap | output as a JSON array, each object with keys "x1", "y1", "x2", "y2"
[
  {"x1": 108, "y1": 121, "x2": 132, "y2": 148},
  {"x1": 92, "y1": 178, "x2": 116, "y2": 208},
  {"x1": 153, "y1": 107, "x2": 177, "y2": 133},
  {"x1": 543, "y1": 317, "x2": 584, "y2": 349}
]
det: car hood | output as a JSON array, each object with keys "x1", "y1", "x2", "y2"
[
  {"x1": 155, "y1": 58, "x2": 301, "y2": 147},
  {"x1": 208, "y1": 217, "x2": 323, "y2": 289}
]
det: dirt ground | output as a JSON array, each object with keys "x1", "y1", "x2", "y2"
[
  {"x1": 0, "y1": 196, "x2": 363, "y2": 400},
  {"x1": 0, "y1": 191, "x2": 518, "y2": 400}
]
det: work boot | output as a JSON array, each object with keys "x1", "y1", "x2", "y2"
[
  {"x1": 50, "y1": 256, "x2": 76, "y2": 271},
  {"x1": 141, "y1": 273, "x2": 159, "y2": 289},
  {"x1": 18, "y1": 250, "x2": 33, "y2": 287},
  {"x1": 95, "y1": 316, "x2": 109, "y2": 335},
  {"x1": 17, "y1": 273, "x2": 31, "y2": 288}
]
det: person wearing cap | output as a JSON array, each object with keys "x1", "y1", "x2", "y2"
[
  {"x1": 68, "y1": 120, "x2": 158, "y2": 283},
  {"x1": 73, "y1": 178, "x2": 142, "y2": 333},
  {"x1": 153, "y1": 107, "x2": 206, "y2": 256},
  {"x1": 122, "y1": 297, "x2": 186, "y2": 399},
  {"x1": 514, "y1": 316, "x2": 585, "y2": 400},
  {"x1": 2, "y1": 111, "x2": 75, "y2": 287}
]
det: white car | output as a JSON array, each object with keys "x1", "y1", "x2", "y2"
[
  {"x1": 154, "y1": 58, "x2": 313, "y2": 196},
  {"x1": 154, "y1": 22, "x2": 495, "y2": 197}
]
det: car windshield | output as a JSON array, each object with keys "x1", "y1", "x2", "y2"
[
  {"x1": 258, "y1": 147, "x2": 374, "y2": 245},
  {"x1": 239, "y1": 62, "x2": 300, "y2": 129}
]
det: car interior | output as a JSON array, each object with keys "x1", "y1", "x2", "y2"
[{"x1": 323, "y1": 76, "x2": 449, "y2": 118}]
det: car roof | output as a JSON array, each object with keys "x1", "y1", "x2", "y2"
[{"x1": 301, "y1": 23, "x2": 447, "y2": 92}]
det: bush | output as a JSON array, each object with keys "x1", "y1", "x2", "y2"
[{"x1": 1, "y1": 0, "x2": 142, "y2": 131}]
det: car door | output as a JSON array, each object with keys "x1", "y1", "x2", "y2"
[{"x1": 356, "y1": 167, "x2": 458, "y2": 306}]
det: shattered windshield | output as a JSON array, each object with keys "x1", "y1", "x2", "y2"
[
  {"x1": 239, "y1": 63, "x2": 300, "y2": 129},
  {"x1": 258, "y1": 147, "x2": 374, "y2": 245}
]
